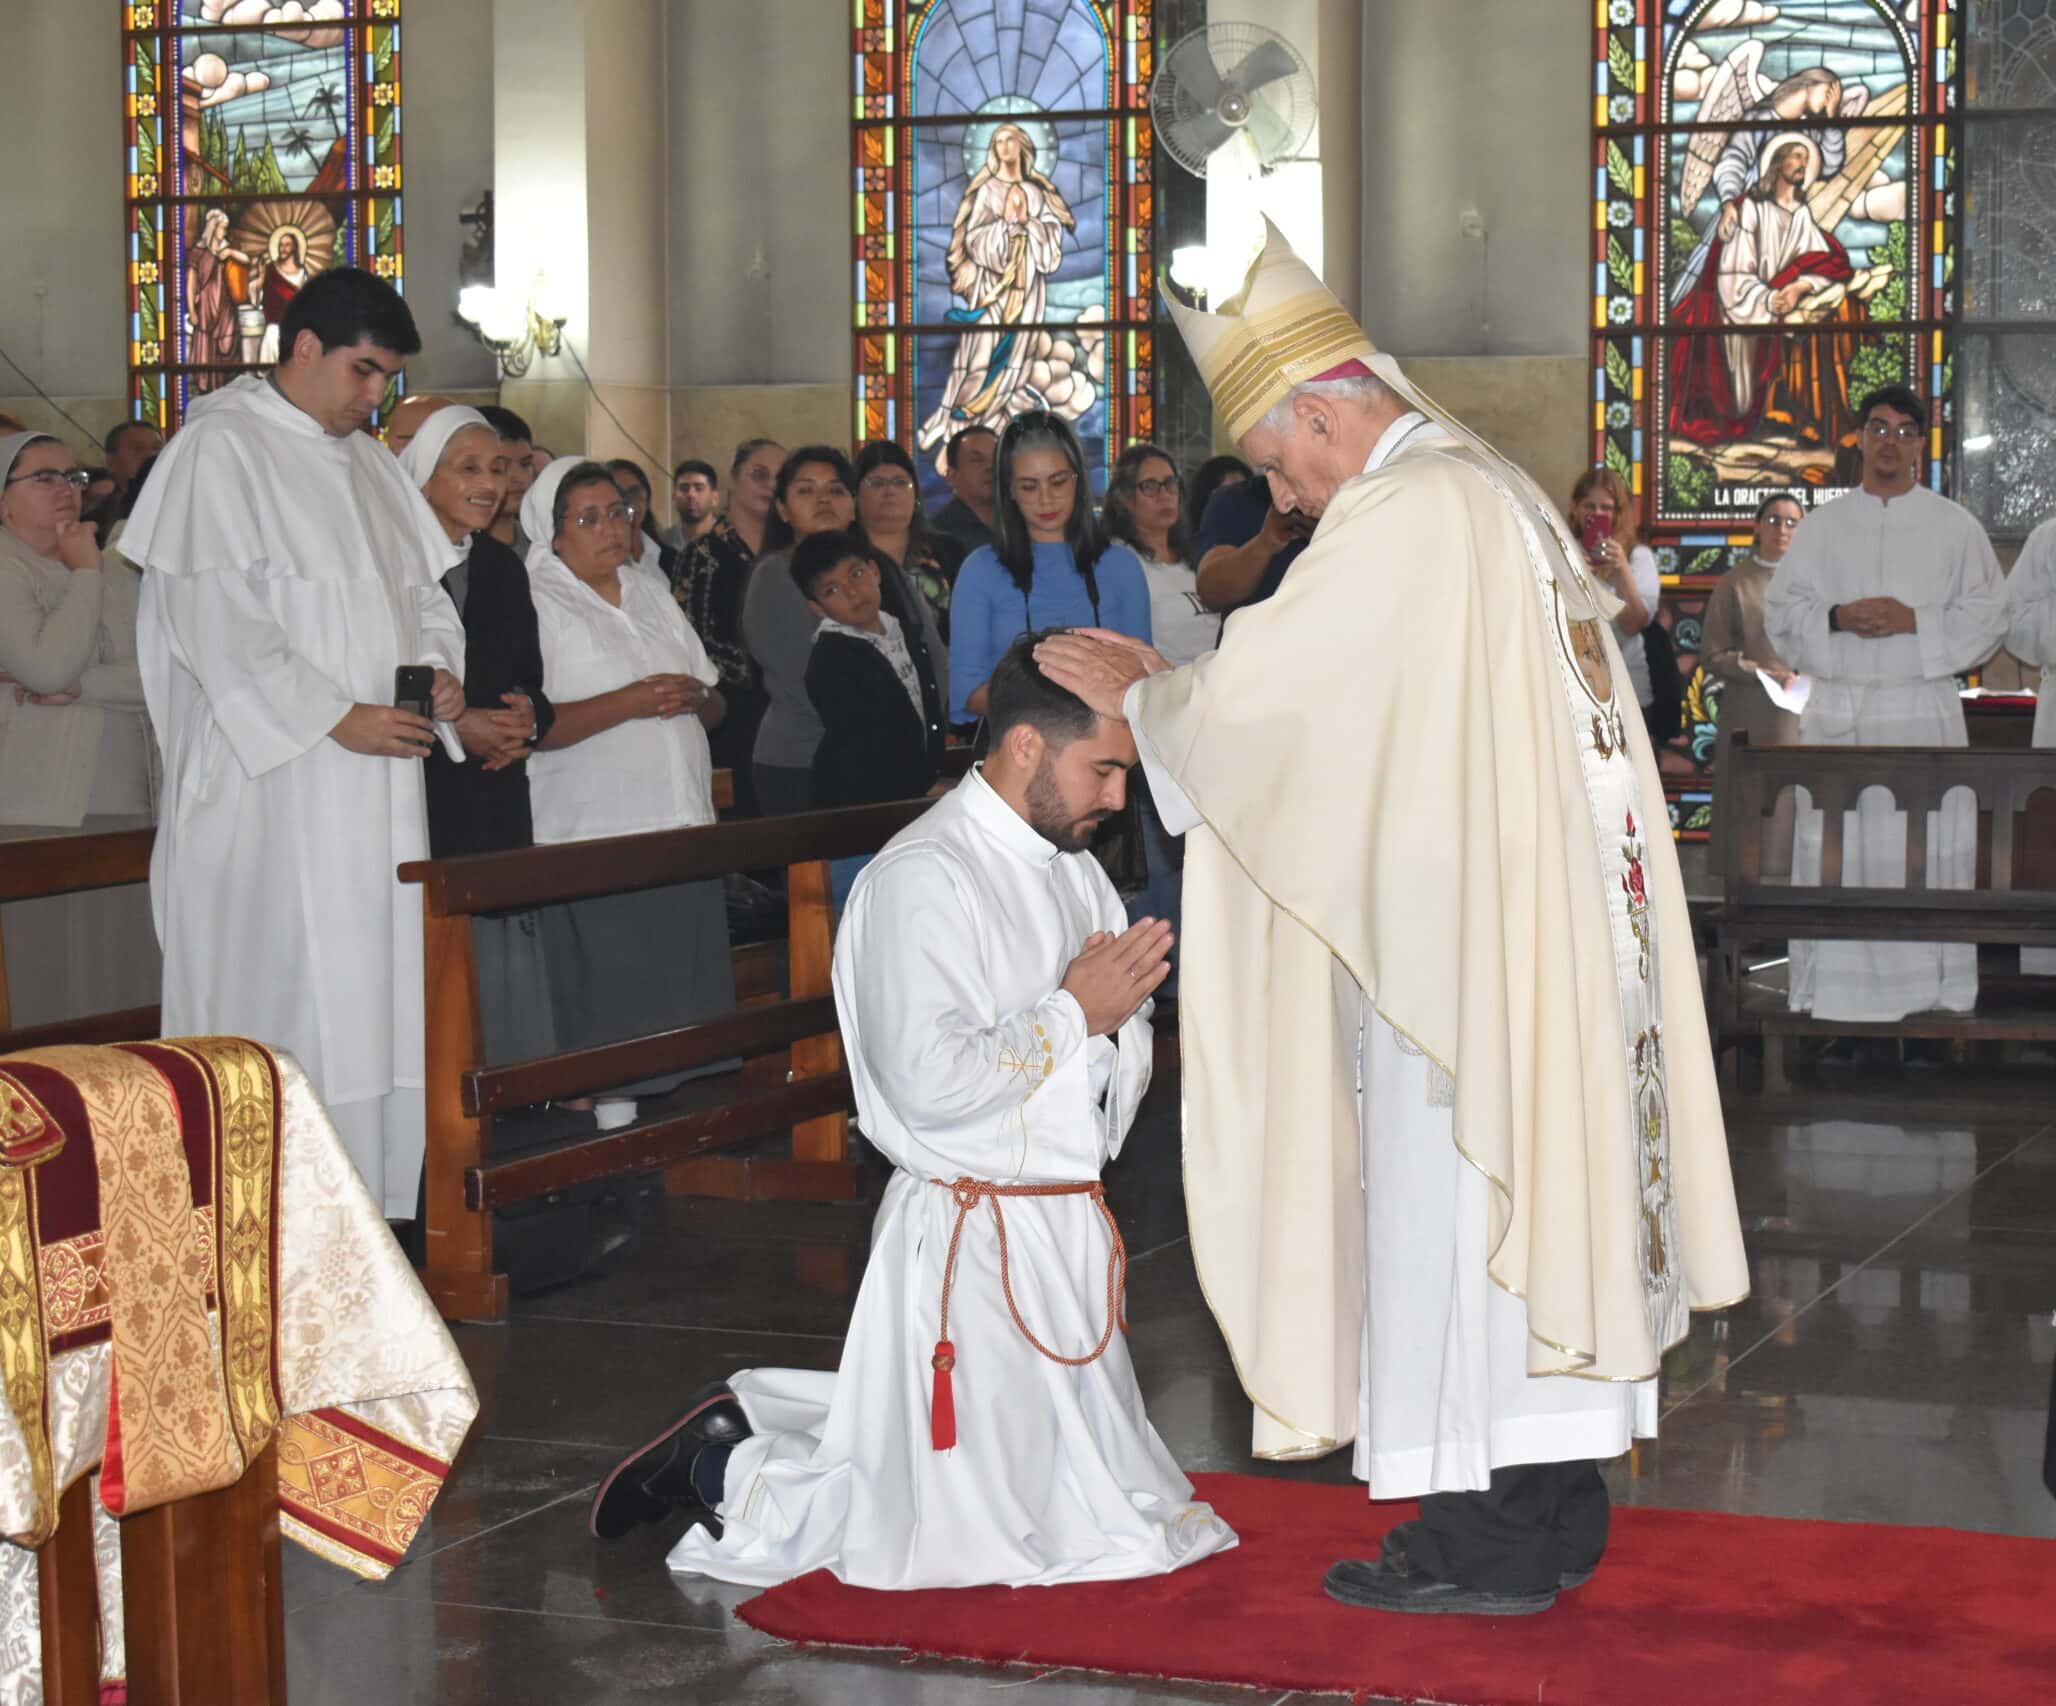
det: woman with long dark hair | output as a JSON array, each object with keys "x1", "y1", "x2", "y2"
[
  {"x1": 947, "y1": 412, "x2": 1149, "y2": 722},
  {"x1": 741, "y1": 446, "x2": 857, "y2": 814},
  {"x1": 1103, "y1": 443, "x2": 1215, "y2": 670}
]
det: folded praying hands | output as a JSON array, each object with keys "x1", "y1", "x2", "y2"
[
  {"x1": 1062, "y1": 917, "x2": 1174, "y2": 1037},
  {"x1": 458, "y1": 692, "x2": 539, "y2": 771}
]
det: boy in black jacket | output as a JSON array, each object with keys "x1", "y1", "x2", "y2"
[{"x1": 792, "y1": 531, "x2": 950, "y2": 909}]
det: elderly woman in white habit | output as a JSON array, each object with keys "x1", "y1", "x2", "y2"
[
  {"x1": 520, "y1": 458, "x2": 738, "y2": 1132},
  {"x1": 917, "y1": 124, "x2": 1076, "y2": 452},
  {"x1": 395, "y1": 405, "x2": 560, "y2": 1068},
  {"x1": 0, "y1": 431, "x2": 160, "y2": 1030}
]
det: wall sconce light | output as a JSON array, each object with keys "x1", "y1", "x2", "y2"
[
  {"x1": 1167, "y1": 245, "x2": 1213, "y2": 305},
  {"x1": 456, "y1": 273, "x2": 566, "y2": 379}
]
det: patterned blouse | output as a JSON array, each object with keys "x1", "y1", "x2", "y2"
[{"x1": 675, "y1": 516, "x2": 760, "y2": 694}]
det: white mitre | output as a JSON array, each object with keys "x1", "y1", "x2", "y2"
[
  {"x1": 1165, "y1": 219, "x2": 1617, "y2": 618},
  {"x1": 1161, "y1": 219, "x2": 1381, "y2": 444}
]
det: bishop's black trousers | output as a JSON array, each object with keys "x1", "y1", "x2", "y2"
[{"x1": 1405, "y1": 1459, "x2": 1611, "y2": 1594}]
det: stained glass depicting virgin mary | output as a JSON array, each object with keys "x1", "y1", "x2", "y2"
[{"x1": 916, "y1": 123, "x2": 1079, "y2": 450}]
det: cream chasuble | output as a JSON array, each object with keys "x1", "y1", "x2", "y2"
[
  {"x1": 1129, "y1": 410, "x2": 1738, "y2": 1488},
  {"x1": 668, "y1": 772, "x2": 1234, "y2": 1588},
  {"x1": 1123, "y1": 363, "x2": 1745, "y2": 1485},
  {"x1": 121, "y1": 376, "x2": 467, "y2": 1217},
  {"x1": 1765, "y1": 485, "x2": 2010, "y2": 1020},
  {"x1": 2006, "y1": 517, "x2": 2056, "y2": 972}
]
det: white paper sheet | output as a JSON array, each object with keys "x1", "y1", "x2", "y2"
[{"x1": 1749, "y1": 664, "x2": 1812, "y2": 716}]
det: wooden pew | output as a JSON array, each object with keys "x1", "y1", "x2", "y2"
[
  {"x1": 0, "y1": 827, "x2": 159, "y2": 1048},
  {"x1": 400, "y1": 785, "x2": 967, "y2": 1323},
  {"x1": 0, "y1": 777, "x2": 741, "y2": 1052},
  {"x1": 1705, "y1": 736, "x2": 2056, "y2": 1084}
]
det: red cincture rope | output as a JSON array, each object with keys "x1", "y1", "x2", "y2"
[{"x1": 928, "y1": 1176, "x2": 1129, "y2": 1450}]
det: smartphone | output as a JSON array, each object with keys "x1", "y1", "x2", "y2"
[
  {"x1": 393, "y1": 665, "x2": 434, "y2": 722},
  {"x1": 1578, "y1": 509, "x2": 1614, "y2": 564}
]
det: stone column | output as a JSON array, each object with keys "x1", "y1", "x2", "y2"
[
  {"x1": 583, "y1": 0, "x2": 673, "y2": 501},
  {"x1": 492, "y1": 0, "x2": 590, "y2": 454}
]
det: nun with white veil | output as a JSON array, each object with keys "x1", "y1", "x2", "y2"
[
  {"x1": 520, "y1": 457, "x2": 738, "y2": 1130},
  {"x1": 394, "y1": 405, "x2": 559, "y2": 1067}
]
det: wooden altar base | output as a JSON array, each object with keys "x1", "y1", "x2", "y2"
[{"x1": 37, "y1": 1442, "x2": 287, "y2": 1706}]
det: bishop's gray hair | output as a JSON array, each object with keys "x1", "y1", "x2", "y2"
[{"x1": 1255, "y1": 372, "x2": 1396, "y2": 439}]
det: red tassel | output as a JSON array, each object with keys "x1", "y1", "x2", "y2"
[{"x1": 929, "y1": 1340, "x2": 957, "y2": 1450}]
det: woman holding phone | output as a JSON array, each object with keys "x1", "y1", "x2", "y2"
[{"x1": 1567, "y1": 467, "x2": 1666, "y2": 740}]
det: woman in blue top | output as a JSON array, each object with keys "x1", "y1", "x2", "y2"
[{"x1": 948, "y1": 411, "x2": 1150, "y2": 722}]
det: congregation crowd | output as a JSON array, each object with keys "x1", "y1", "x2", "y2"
[{"x1": 4, "y1": 264, "x2": 2056, "y2": 1225}]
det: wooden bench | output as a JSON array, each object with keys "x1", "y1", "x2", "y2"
[
  {"x1": 31, "y1": 1448, "x2": 288, "y2": 1705},
  {"x1": 0, "y1": 827, "x2": 160, "y2": 1050},
  {"x1": 0, "y1": 773, "x2": 739, "y2": 1050},
  {"x1": 1705, "y1": 735, "x2": 2056, "y2": 1085},
  {"x1": 401, "y1": 772, "x2": 971, "y2": 1323}
]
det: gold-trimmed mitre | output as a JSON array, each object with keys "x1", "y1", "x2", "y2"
[{"x1": 1162, "y1": 218, "x2": 1379, "y2": 443}]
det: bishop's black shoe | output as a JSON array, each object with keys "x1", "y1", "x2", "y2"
[
  {"x1": 1324, "y1": 1553, "x2": 1558, "y2": 1617},
  {"x1": 588, "y1": 1381, "x2": 752, "y2": 1541},
  {"x1": 1378, "y1": 1520, "x2": 1596, "y2": 1591}
]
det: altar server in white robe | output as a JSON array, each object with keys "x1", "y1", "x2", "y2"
[
  {"x1": 2006, "y1": 515, "x2": 2056, "y2": 973},
  {"x1": 1038, "y1": 222, "x2": 1749, "y2": 1617},
  {"x1": 590, "y1": 635, "x2": 1235, "y2": 1589},
  {"x1": 121, "y1": 267, "x2": 467, "y2": 1217},
  {"x1": 1766, "y1": 385, "x2": 2010, "y2": 1021}
]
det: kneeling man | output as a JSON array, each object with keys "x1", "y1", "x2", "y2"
[{"x1": 591, "y1": 633, "x2": 1236, "y2": 1589}]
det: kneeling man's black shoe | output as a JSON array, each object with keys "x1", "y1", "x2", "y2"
[
  {"x1": 1324, "y1": 1554, "x2": 1557, "y2": 1617},
  {"x1": 589, "y1": 1381, "x2": 752, "y2": 1540}
]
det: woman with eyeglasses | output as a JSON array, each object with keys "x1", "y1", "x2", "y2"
[
  {"x1": 745, "y1": 444, "x2": 948, "y2": 817},
  {"x1": 0, "y1": 431, "x2": 160, "y2": 1027},
  {"x1": 523, "y1": 458, "x2": 734, "y2": 1131},
  {"x1": 1103, "y1": 444, "x2": 1214, "y2": 670},
  {"x1": 948, "y1": 412, "x2": 1150, "y2": 725},
  {"x1": 854, "y1": 438, "x2": 963, "y2": 645}
]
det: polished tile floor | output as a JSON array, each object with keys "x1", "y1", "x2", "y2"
[{"x1": 283, "y1": 1049, "x2": 2056, "y2": 1703}]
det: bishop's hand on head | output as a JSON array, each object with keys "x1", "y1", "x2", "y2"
[
  {"x1": 1033, "y1": 628, "x2": 1171, "y2": 720},
  {"x1": 1061, "y1": 918, "x2": 1173, "y2": 1037}
]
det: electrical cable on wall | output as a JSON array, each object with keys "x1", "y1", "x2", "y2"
[
  {"x1": 0, "y1": 344, "x2": 114, "y2": 448},
  {"x1": 559, "y1": 337, "x2": 669, "y2": 476}
]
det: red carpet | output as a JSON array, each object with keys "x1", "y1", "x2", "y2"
[{"x1": 735, "y1": 1471, "x2": 2056, "y2": 1703}]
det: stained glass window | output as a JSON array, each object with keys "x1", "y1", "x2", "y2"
[
  {"x1": 1594, "y1": 0, "x2": 1988, "y2": 834},
  {"x1": 123, "y1": 1, "x2": 405, "y2": 432},
  {"x1": 851, "y1": 0, "x2": 1156, "y2": 501}
]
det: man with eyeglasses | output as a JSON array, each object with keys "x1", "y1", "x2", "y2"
[
  {"x1": 120, "y1": 266, "x2": 469, "y2": 1222},
  {"x1": 1766, "y1": 384, "x2": 2010, "y2": 1024}
]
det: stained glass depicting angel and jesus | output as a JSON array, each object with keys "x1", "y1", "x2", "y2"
[
  {"x1": 124, "y1": 1, "x2": 403, "y2": 430},
  {"x1": 853, "y1": 0, "x2": 1155, "y2": 502},
  {"x1": 1596, "y1": 0, "x2": 1953, "y2": 531}
]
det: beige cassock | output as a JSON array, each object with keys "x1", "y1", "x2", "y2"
[{"x1": 1130, "y1": 421, "x2": 1750, "y2": 1466}]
